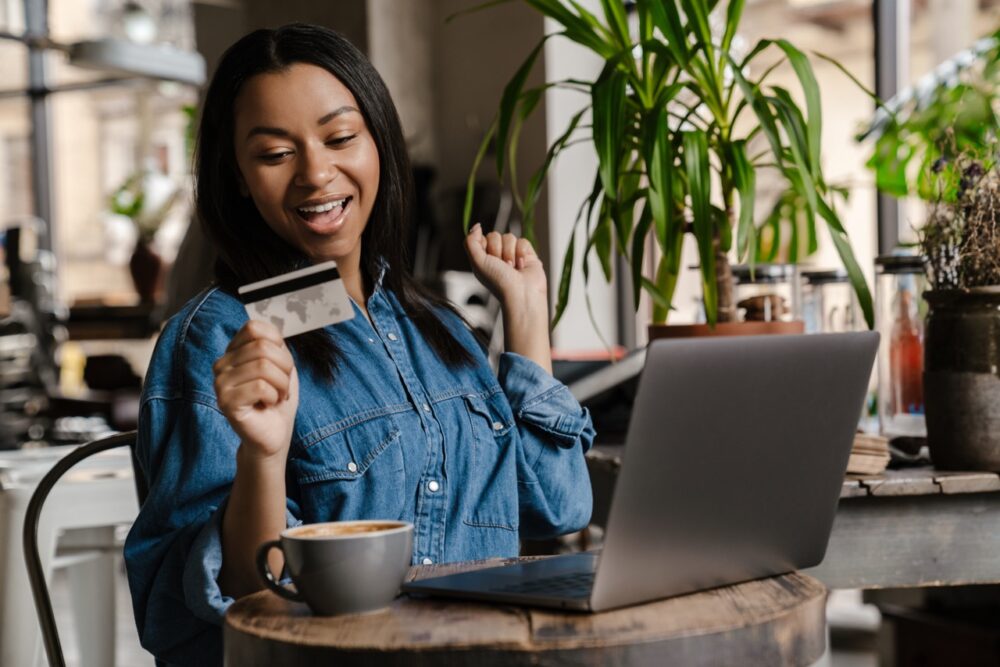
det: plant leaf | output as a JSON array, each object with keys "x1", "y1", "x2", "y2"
[
  {"x1": 526, "y1": 0, "x2": 617, "y2": 58},
  {"x1": 522, "y1": 106, "x2": 589, "y2": 242},
  {"x1": 551, "y1": 229, "x2": 577, "y2": 329},
  {"x1": 769, "y1": 94, "x2": 819, "y2": 220},
  {"x1": 631, "y1": 201, "x2": 654, "y2": 309},
  {"x1": 816, "y1": 197, "x2": 875, "y2": 328},
  {"x1": 683, "y1": 129, "x2": 716, "y2": 325},
  {"x1": 730, "y1": 140, "x2": 757, "y2": 262},
  {"x1": 642, "y1": 106, "x2": 673, "y2": 253},
  {"x1": 722, "y1": 0, "x2": 745, "y2": 54},
  {"x1": 641, "y1": 276, "x2": 671, "y2": 311},
  {"x1": 679, "y1": 0, "x2": 713, "y2": 55},
  {"x1": 652, "y1": 254, "x2": 679, "y2": 324},
  {"x1": 463, "y1": 119, "x2": 498, "y2": 232},
  {"x1": 592, "y1": 63, "x2": 628, "y2": 200},
  {"x1": 648, "y1": 0, "x2": 690, "y2": 65},
  {"x1": 507, "y1": 87, "x2": 544, "y2": 212},
  {"x1": 588, "y1": 198, "x2": 614, "y2": 282},
  {"x1": 773, "y1": 39, "x2": 823, "y2": 175},
  {"x1": 445, "y1": 0, "x2": 515, "y2": 23},
  {"x1": 496, "y1": 35, "x2": 549, "y2": 179},
  {"x1": 598, "y1": 0, "x2": 631, "y2": 49}
]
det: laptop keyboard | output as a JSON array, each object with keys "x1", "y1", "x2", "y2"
[{"x1": 492, "y1": 571, "x2": 595, "y2": 597}]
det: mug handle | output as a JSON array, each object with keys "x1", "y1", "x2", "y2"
[{"x1": 256, "y1": 540, "x2": 304, "y2": 602}]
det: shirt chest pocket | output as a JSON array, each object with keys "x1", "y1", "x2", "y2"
[
  {"x1": 289, "y1": 415, "x2": 406, "y2": 523},
  {"x1": 461, "y1": 392, "x2": 519, "y2": 531}
]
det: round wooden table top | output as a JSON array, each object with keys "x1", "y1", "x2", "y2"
[{"x1": 224, "y1": 557, "x2": 827, "y2": 667}]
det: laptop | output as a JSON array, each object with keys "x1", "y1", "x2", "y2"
[{"x1": 402, "y1": 332, "x2": 879, "y2": 612}]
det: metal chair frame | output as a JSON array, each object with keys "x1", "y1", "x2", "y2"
[{"x1": 22, "y1": 430, "x2": 145, "y2": 667}]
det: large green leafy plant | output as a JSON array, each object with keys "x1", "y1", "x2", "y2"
[{"x1": 463, "y1": 0, "x2": 873, "y2": 327}]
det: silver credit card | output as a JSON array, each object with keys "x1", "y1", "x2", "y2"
[{"x1": 237, "y1": 261, "x2": 355, "y2": 338}]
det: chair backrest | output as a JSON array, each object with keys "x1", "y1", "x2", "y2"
[{"x1": 22, "y1": 430, "x2": 143, "y2": 667}]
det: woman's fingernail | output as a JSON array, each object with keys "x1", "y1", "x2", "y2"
[{"x1": 472, "y1": 223, "x2": 482, "y2": 233}]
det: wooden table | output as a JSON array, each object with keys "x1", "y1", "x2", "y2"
[
  {"x1": 587, "y1": 448, "x2": 1000, "y2": 591},
  {"x1": 224, "y1": 557, "x2": 828, "y2": 666},
  {"x1": 805, "y1": 467, "x2": 1000, "y2": 589}
]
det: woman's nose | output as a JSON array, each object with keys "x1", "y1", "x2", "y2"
[{"x1": 294, "y1": 143, "x2": 336, "y2": 187}]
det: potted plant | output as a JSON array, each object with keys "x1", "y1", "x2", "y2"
[
  {"x1": 462, "y1": 0, "x2": 873, "y2": 335},
  {"x1": 919, "y1": 146, "x2": 1000, "y2": 471},
  {"x1": 110, "y1": 168, "x2": 181, "y2": 303}
]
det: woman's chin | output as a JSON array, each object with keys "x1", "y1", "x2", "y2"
[{"x1": 303, "y1": 238, "x2": 359, "y2": 265}]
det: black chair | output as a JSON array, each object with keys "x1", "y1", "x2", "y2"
[{"x1": 22, "y1": 430, "x2": 146, "y2": 667}]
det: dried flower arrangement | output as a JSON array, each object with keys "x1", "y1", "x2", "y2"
[{"x1": 920, "y1": 145, "x2": 1000, "y2": 290}]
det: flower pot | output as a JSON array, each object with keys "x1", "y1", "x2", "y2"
[
  {"x1": 923, "y1": 287, "x2": 1000, "y2": 471},
  {"x1": 647, "y1": 320, "x2": 805, "y2": 341},
  {"x1": 129, "y1": 240, "x2": 165, "y2": 304}
]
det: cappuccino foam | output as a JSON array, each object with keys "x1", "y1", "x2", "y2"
[{"x1": 291, "y1": 523, "x2": 399, "y2": 538}]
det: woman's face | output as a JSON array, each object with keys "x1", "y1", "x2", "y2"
[{"x1": 232, "y1": 63, "x2": 380, "y2": 266}]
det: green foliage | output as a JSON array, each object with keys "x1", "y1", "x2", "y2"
[
  {"x1": 465, "y1": 0, "x2": 873, "y2": 328},
  {"x1": 861, "y1": 31, "x2": 1000, "y2": 203}
]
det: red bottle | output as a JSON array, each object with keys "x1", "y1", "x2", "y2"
[{"x1": 889, "y1": 290, "x2": 924, "y2": 416}]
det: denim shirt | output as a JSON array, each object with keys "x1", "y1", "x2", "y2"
[{"x1": 123, "y1": 273, "x2": 595, "y2": 667}]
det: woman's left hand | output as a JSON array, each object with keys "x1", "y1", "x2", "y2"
[{"x1": 464, "y1": 223, "x2": 548, "y2": 313}]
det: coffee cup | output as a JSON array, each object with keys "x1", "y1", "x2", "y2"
[{"x1": 256, "y1": 520, "x2": 413, "y2": 616}]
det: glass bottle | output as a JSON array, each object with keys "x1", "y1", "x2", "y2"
[{"x1": 875, "y1": 255, "x2": 927, "y2": 438}]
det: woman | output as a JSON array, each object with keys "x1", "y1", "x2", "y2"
[{"x1": 124, "y1": 23, "x2": 594, "y2": 666}]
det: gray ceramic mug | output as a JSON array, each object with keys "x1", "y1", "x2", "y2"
[{"x1": 256, "y1": 520, "x2": 413, "y2": 616}]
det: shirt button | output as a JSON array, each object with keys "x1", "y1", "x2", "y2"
[
  {"x1": 422, "y1": 557, "x2": 433, "y2": 565},
  {"x1": 492, "y1": 421, "x2": 504, "y2": 431},
  {"x1": 387, "y1": 333, "x2": 398, "y2": 341},
  {"x1": 427, "y1": 480, "x2": 440, "y2": 492},
  {"x1": 368, "y1": 337, "x2": 375, "y2": 343},
  {"x1": 347, "y1": 461, "x2": 358, "y2": 473},
  {"x1": 422, "y1": 403, "x2": 431, "y2": 412}
]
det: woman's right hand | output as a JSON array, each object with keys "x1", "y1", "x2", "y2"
[{"x1": 213, "y1": 320, "x2": 299, "y2": 461}]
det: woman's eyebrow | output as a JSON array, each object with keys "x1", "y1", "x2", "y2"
[
  {"x1": 317, "y1": 106, "x2": 360, "y2": 125},
  {"x1": 245, "y1": 106, "x2": 361, "y2": 141}
]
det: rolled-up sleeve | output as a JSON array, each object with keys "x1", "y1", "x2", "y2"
[
  {"x1": 498, "y1": 352, "x2": 596, "y2": 539},
  {"x1": 124, "y1": 396, "x2": 302, "y2": 666}
]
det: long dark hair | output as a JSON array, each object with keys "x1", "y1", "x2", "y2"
[{"x1": 195, "y1": 23, "x2": 474, "y2": 376}]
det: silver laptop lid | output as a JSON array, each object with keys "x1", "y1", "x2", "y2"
[{"x1": 590, "y1": 332, "x2": 878, "y2": 612}]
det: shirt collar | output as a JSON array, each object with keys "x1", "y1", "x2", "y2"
[{"x1": 373, "y1": 256, "x2": 389, "y2": 290}]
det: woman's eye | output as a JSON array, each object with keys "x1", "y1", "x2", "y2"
[
  {"x1": 259, "y1": 152, "x2": 291, "y2": 162},
  {"x1": 327, "y1": 135, "x2": 357, "y2": 147}
]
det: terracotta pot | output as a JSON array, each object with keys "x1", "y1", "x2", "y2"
[
  {"x1": 129, "y1": 240, "x2": 165, "y2": 304},
  {"x1": 923, "y1": 287, "x2": 1000, "y2": 471},
  {"x1": 648, "y1": 320, "x2": 805, "y2": 341}
]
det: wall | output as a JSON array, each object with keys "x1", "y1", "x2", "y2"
[
  {"x1": 543, "y1": 5, "x2": 619, "y2": 352},
  {"x1": 367, "y1": 0, "x2": 436, "y2": 166},
  {"x1": 430, "y1": 0, "x2": 550, "y2": 270}
]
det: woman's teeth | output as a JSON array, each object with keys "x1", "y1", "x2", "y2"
[{"x1": 297, "y1": 197, "x2": 349, "y2": 215}]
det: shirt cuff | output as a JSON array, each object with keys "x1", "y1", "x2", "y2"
[
  {"x1": 182, "y1": 498, "x2": 303, "y2": 625},
  {"x1": 498, "y1": 352, "x2": 593, "y2": 450}
]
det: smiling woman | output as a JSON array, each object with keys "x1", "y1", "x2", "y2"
[
  {"x1": 233, "y1": 68, "x2": 380, "y2": 274},
  {"x1": 122, "y1": 23, "x2": 595, "y2": 667}
]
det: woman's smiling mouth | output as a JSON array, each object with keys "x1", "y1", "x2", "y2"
[{"x1": 295, "y1": 195, "x2": 353, "y2": 232}]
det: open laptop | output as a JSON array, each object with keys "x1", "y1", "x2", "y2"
[{"x1": 402, "y1": 332, "x2": 879, "y2": 612}]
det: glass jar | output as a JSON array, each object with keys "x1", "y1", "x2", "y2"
[
  {"x1": 731, "y1": 264, "x2": 800, "y2": 323},
  {"x1": 875, "y1": 255, "x2": 928, "y2": 438},
  {"x1": 800, "y1": 269, "x2": 863, "y2": 333}
]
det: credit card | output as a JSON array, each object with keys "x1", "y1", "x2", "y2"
[{"x1": 237, "y1": 261, "x2": 354, "y2": 338}]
